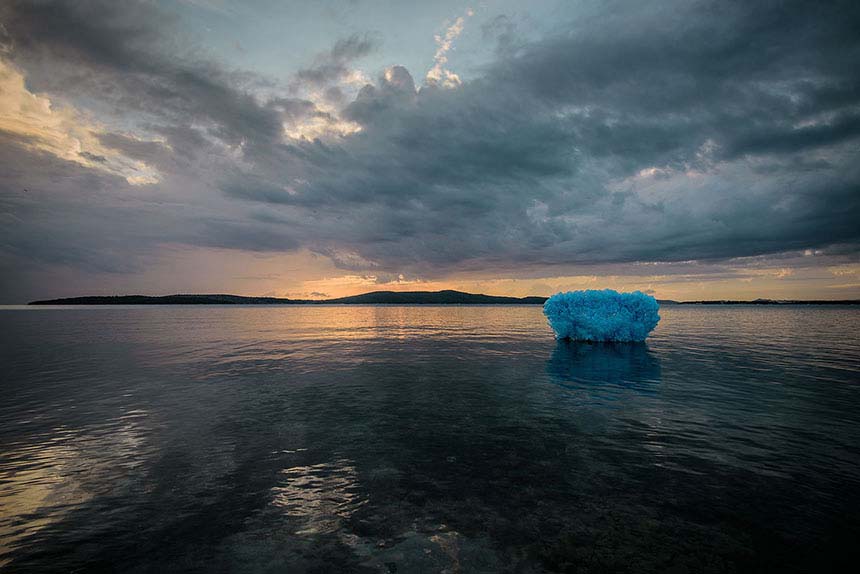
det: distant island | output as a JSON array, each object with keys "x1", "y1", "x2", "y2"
[
  {"x1": 28, "y1": 290, "x2": 545, "y2": 305},
  {"x1": 27, "y1": 290, "x2": 860, "y2": 305}
]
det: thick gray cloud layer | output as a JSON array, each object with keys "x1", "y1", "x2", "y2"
[
  {"x1": 1, "y1": 0, "x2": 859, "y2": 294},
  {"x1": 293, "y1": 33, "x2": 378, "y2": 90}
]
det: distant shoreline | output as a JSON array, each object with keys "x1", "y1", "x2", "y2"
[{"x1": 26, "y1": 290, "x2": 860, "y2": 306}]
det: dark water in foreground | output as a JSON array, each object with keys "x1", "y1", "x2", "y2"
[{"x1": 1, "y1": 305, "x2": 859, "y2": 573}]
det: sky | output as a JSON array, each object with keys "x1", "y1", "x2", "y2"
[{"x1": 0, "y1": 0, "x2": 859, "y2": 303}]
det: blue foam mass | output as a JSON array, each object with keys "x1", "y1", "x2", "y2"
[{"x1": 543, "y1": 289, "x2": 660, "y2": 342}]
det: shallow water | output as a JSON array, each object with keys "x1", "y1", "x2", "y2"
[{"x1": 1, "y1": 305, "x2": 859, "y2": 573}]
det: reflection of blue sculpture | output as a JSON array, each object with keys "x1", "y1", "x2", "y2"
[
  {"x1": 546, "y1": 340, "x2": 661, "y2": 391},
  {"x1": 543, "y1": 289, "x2": 660, "y2": 342}
]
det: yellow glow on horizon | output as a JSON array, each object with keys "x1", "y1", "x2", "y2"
[
  {"x1": 290, "y1": 267, "x2": 860, "y2": 302},
  {"x1": 17, "y1": 246, "x2": 860, "y2": 303}
]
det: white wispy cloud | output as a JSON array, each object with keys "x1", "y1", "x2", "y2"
[{"x1": 425, "y1": 8, "x2": 473, "y2": 88}]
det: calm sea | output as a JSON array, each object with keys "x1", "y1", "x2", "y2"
[{"x1": 1, "y1": 305, "x2": 859, "y2": 573}]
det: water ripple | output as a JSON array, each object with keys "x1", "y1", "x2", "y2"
[{"x1": 0, "y1": 305, "x2": 858, "y2": 572}]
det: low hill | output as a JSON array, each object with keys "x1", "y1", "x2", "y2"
[
  {"x1": 327, "y1": 290, "x2": 547, "y2": 305},
  {"x1": 27, "y1": 291, "x2": 858, "y2": 306},
  {"x1": 28, "y1": 294, "x2": 300, "y2": 305},
  {"x1": 28, "y1": 290, "x2": 547, "y2": 305}
]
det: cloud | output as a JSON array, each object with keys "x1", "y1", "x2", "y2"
[
  {"x1": 0, "y1": 0, "x2": 283, "y2": 147},
  {"x1": 425, "y1": 8, "x2": 473, "y2": 88},
  {"x1": 294, "y1": 34, "x2": 379, "y2": 90},
  {"x1": 1, "y1": 0, "x2": 859, "y2": 302},
  {"x1": 274, "y1": 0, "x2": 859, "y2": 274},
  {"x1": 284, "y1": 34, "x2": 380, "y2": 139},
  {"x1": 481, "y1": 14, "x2": 521, "y2": 57},
  {"x1": 0, "y1": 59, "x2": 159, "y2": 184}
]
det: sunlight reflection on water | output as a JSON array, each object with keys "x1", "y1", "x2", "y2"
[{"x1": 271, "y1": 458, "x2": 367, "y2": 536}]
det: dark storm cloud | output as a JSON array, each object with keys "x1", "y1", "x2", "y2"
[
  {"x1": 488, "y1": 0, "x2": 860, "y2": 166},
  {"x1": 0, "y1": 0, "x2": 283, "y2": 146},
  {"x1": 293, "y1": 33, "x2": 379, "y2": 90},
  {"x1": 481, "y1": 14, "x2": 521, "y2": 57},
  {"x1": 78, "y1": 151, "x2": 107, "y2": 163},
  {"x1": 265, "y1": 0, "x2": 860, "y2": 272},
  {"x1": 222, "y1": 176, "x2": 296, "y2": 205},
  {"x1": 0, "y1": 134, "x2": 297, "y2": 284},
  {"x1": 0, "y1": 137, "x2": 166, "y2": 274},
  {"x1": 97, "y1": 133, "x2": 172, "y2": 166},
  {"x1": 1, "y1": 0, "x2": 859, "y2": 293}
]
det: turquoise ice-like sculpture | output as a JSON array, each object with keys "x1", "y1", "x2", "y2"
[{"x1": 544, "y1": 289, "x2": 660, "y2": 342}]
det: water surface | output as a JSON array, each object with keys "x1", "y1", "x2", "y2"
[{"x1": 1, "y1": 305, "x2": 859, "y2": 572}]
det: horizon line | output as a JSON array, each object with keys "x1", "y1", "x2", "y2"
[{"x1": 20, "y1": 289, "x2": 860, "y2": 306}]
